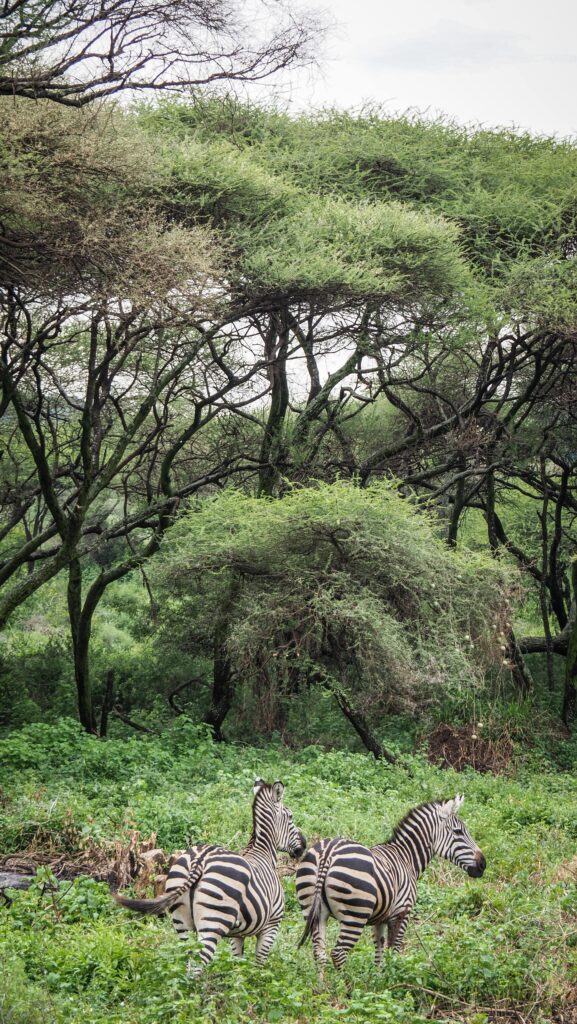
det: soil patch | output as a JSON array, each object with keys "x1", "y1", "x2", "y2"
[{"x1": 428, "y1": 722, "x2": 513, "y2": 774}]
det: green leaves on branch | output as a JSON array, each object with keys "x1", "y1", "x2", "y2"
[
  {"x1": 504, "y1": 257, "x2": 577, "y2": 333},
  {"x1": 159, "y1": 481, "x2": 517, "y2": 713},
  {"x1": 240, "y1": 196, "x2": 467, "y2": 301}
]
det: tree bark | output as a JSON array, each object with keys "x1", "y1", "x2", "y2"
[
  {"x1": 485, "y1": 465, "x2": 533, "y2": 695},
  {"x1": 203, "y1": 579, "x2": 240, "y2": 740},
  {"x1": 99, "y1": 670, "x2": 115, "y2": 738},
  {"x1": 548, "y1": 463, "x2": 570, "y2": 630},
  {"x1": 538, "y1": 456, "x2": 555, "y2": 691},
  {"x1": 562, "y1": 560, "x2": 577, "y2": 730},
  {"x1": 67, "y1": 558, "x2": 97, "y2": 734},
  {"x1": 309, "y1": 664, "x2": 396, "y2": 763},
  {"x1": 111, "y1": 710, "x2": 153, "y2": 733},
  {"x1": 447, "y1": 454, "x2": 466, "y2": 547},
  {"x1": 204, "y1": 638, "x2": 236, "y2": 742},
  {"x1": 258, "y1": 312, "x2": 290, "y2": 497}
]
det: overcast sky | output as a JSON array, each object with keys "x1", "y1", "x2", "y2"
[{"x1": 257, "y1": 0, "x2": 577, "y2": 138}]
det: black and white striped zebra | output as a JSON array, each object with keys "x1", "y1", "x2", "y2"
[
  {"x1": 295, "y1": 795, "x2": 485, "y2": 971},
  {"x1": 115, "y1": 779, "x2": 306, "y2": 975}
]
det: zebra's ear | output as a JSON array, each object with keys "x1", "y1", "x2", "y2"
[
  {"x1": 271, "y1": 781, "x2": 284, "y2": 802},
  {"x1": 439, "y1": 798, "x2": 455, "y2": 818},
  {"x1": 439, "y1": 794, "x2": 465, "y2": 818},
  {"x1": 253, "y1": 777, "x2": 265, "y2": 795}
]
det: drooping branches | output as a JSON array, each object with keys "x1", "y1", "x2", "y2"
[{"x1": 0, "y1": 0, "x2": 323, "y2": 107}]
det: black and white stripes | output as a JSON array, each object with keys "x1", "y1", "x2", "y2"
[
  {"x1": 115, "y1": 778, "x2": 306, "y2": 975},
  {"x1": 115, "y1": 790, "x2": 485, "y2": 977},
  {"x1": 295, "y1": 795, "x2": 485, "y2": 970}
]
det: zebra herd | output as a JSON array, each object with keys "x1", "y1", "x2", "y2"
[{"x1": 115, "y1": 779, "x2": 485, "y2": 976}]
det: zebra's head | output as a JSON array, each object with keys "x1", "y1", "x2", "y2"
[
  {"x1": 432, "y1": 795, "x2": 486, "y2": 877},
  {"x1": 252, "y1": 779, "x2": 306, "y2": 859}
]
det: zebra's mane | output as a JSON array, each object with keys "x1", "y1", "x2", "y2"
[
  {"x1": 245, "y1": 782, "x2": 272, "y2": 849},
  {"x1": 388, "y1": 801, "x2": 442, "y2": 843}
]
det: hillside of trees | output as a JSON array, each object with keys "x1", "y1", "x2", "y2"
[
  {"x1": 1, "y1": 93, "x2": 576, "y2": 748},
  {"x1": 2, "y1": 15, "x2": 577, "y2": 1019}
]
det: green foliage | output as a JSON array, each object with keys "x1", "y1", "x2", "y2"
[
  {"x1": 0, "y1": 957, "x2": 57, "y2": 1024},
  {"x1": 0, "y1": 628, "x2": 71, "y2": 728},
  {"x1": 2, "y1": 722, "x2": 577, "y2": 1022},
  {"x1": 156, "y1": 482, "x2": 516, "y2": 726},
  {"x1": 137, "y1": 99, "x2": 479, "y2": 307},
  {"x1": 141, "y1": 99, "x2": 577, "y2": 281},
  {"x1": 505, "y1": 255, "x2": 577, "y2": 332},
  {"x1": 241, "y1": 194, "x2": 467, "y2": 300}
]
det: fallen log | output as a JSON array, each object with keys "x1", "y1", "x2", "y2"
[{"x1": 0, "y1": 871, "x2": 34, "y2": 890}]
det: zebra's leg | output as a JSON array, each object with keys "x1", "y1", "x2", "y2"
[
  {"x1": 254, "y1": 923, "x2": 280, "y2": 965},
  {"x1": 372, "y1": 922, "x2": 386, "y2": 966},
  {"x1": 311, "y1": 900, "x2": 330, "y2": 966},
  {"x1": 186, "y1": 924, "x2": 231, "y2": 978},
  {"x1": 387, "y1": 911, "x2": 410, "y2": 952},
  {"x1": 330, "y1": 921, "x2": 365, "y2": 971},
  {"x1": 230, "y1": 937, "x2": 245, "y2": 959}
]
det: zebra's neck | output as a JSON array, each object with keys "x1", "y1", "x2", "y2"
[
  {"x1": 244, "y1": 832, "x2": 277, "y2": 863},
  {"x1": 385, "y1": 806, "x2": 436, "y2": 878}
]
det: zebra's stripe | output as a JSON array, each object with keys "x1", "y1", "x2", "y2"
[
  {"x1": 295, "y1": 795, "x2": 485, "y2": 970},
  {"x1": 115, "y1": 778, "x2": 306, "y2": 976}
]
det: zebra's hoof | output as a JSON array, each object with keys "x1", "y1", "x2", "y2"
[{"x1": 186, "y1": 960, "x2": 202, "y2": 980}]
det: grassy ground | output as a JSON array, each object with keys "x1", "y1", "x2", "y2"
[{"x1": 1, "y1": 719, "x2": 577, "y2": 1024}]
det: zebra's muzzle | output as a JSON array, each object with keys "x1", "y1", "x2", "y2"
[
  {"x1": 467, "y1": 851, "x2": 486, "y2": 877},
  {"x1": 291, "y1": 833, "x2": 307, "y2": 859}
]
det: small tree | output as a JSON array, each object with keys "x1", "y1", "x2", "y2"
[{"x1": 155, "y1": 481, "x2": 516, "y2": 754}]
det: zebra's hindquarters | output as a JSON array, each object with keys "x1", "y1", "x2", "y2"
[
  {"x1": 296, "y1": 838, "x2": 378, "y2": 967},
  {"x1": 165, "y1": 844, "x2": 225, "y2": 942}
]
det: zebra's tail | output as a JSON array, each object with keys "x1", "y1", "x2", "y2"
[
  {"x1": 114, "y1": 889, "x2": 183, "y2": 915},
  {"x1": 298, "y1": 840, "x2": 336, "y2": 948}
]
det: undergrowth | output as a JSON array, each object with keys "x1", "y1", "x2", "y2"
[{"x1": 1, "y1": 719, "x2": 577, "y2": 1023}]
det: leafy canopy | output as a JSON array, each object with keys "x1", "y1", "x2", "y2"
[{"x1": 158, "y1": 482, "x2": 516, "y2": 712}]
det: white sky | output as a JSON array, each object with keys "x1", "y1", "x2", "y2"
[{"x1": 256, "y1": 0, "x2": 577, "y2": 138}]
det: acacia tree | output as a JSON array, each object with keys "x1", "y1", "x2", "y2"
[
  {"x1": 0, "y1": 99, "x2": 270, "y2": 730},
  {"x1": 0, "y1": 278, "x2": 281, "y2": 730},
  {"x1": 154, "y1": 483, "x2": 515, "y2": 754},
  {"x1": 185, "y1": 102, "x2": 577, "y2": 718},
  {"x1": 0, "y1": 0, "x2": 322, "y2": 106}
]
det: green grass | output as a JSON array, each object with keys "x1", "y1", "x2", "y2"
[{"x1": 1, "y1": 719, "x2": 577, "y2": 1023}]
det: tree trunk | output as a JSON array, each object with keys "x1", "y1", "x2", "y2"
[
  {"x1": 203, "y1": 579, "x2": 240, "y2": 740},
  {"x1": 562, "y1": 559, "x2": 577, "y2": 730},
  {"x1": 447, "y1": 454, "x2": 466, "y2": 547},
  {"x1": 485, "y1": 466, "x2": 533, "y2": 695},
  {"x1": 204, "y1": 636, "x2": 235, "y2": 741},
  {"x1": 548, "y1": 463, "x2": 570, "y2": 630},
  {"x1": 258, "y1": 312, "x2": 289, "y2": 497},
  {"x1": 309, "y1": 664, "x2": 396, "y2": 763},
  {"x1": 538, "y1": 456, "x2": 555, "y2": 691},
  {"x1": 67, "y1": 558, "x2": 97, "y2": 734},
  {"x1": 330, "y1": 682, "x2": 395, "y2": 763},
  {"x1": 99, "y1": 670, "x2": 115, "y2": 738}
]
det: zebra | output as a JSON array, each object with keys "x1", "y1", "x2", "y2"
[
  {"x1": 114, "y1": 778, "x2": 306, "y2": 976},
  {"x1": 295, "y1": 794, "x2": 485, "y2": 971}
]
